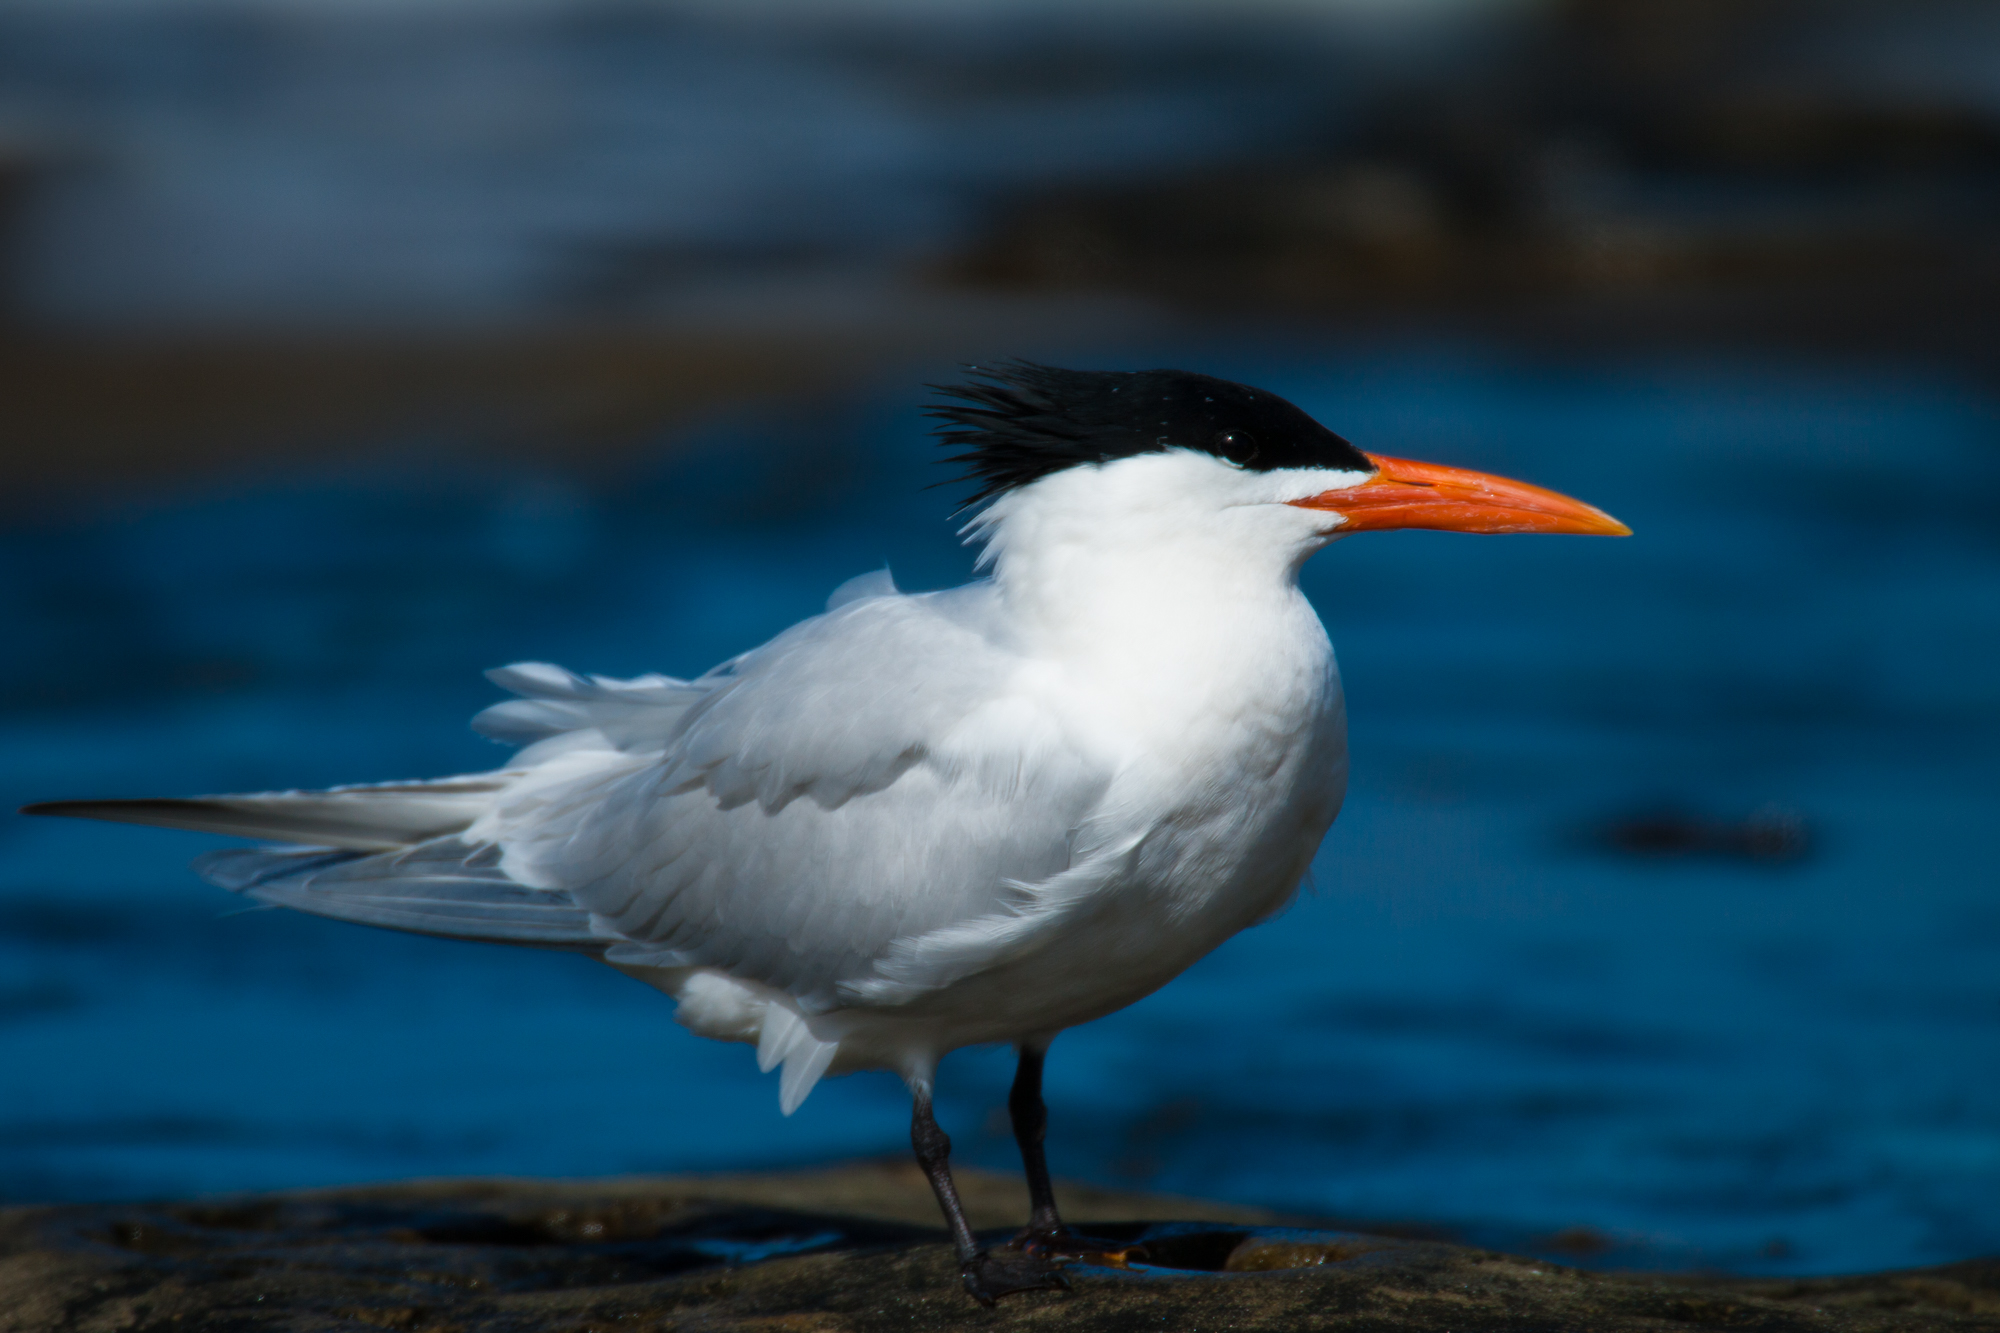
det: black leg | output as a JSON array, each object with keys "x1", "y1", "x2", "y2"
[
  {"x1": 910, "y1": 1083, "x2": 980, "y2": 1264},
  {"x1": 1008, "y1": 1042, "x2": 1063, "y2": 1236},
  {"x1": 910, "y1": 1081, "x2": 1069, "y2": 1306},
  {"x1": 1002, "y1": 1045, "x2": 1150, "y2": 1269}
]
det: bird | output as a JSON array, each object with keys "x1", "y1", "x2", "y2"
[{"x1": 25, "y1": 362, "x2": 1628, "y2": 1304}]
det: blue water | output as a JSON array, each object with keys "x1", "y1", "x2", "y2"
[{"x1": 4, "y1": 345, "x2": 1998, "y2": 1277}]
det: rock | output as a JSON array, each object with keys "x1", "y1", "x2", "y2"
[{"x1": 5, "y1": 1163, "x2": 1999, "y2": 1331}]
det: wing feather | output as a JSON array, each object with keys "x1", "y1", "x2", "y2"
[
  {"x1": 194, "y1": 839, "x2": 601, "y2": 948},
  {"x1": 23, "y1": 777, "x2": 505, "y2": 851},
  {"x1": 41, "y1": 575, "x2": 1125, "y2": 1015},
  {"x1": 485, "y1": 582, "x2": 1115, "y2": 1009},
  {"x1": 475, "y1": 663, "x2": 714, "y2": 756}
]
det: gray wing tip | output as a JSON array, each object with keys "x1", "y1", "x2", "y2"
[
  {"x1": 21, "y1": 797, "x2": 206, "y2": 822},
  {"x1": 21, "y1": 799, "x2": 108, "y2": 818}
]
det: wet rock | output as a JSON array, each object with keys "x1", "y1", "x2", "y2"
[{"x1": 6, "y1": 1163, "x2": 2000, "y2": 1331}]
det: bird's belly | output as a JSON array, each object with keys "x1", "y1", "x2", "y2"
[
  {"x1": 829, "y1": 752, "x2": 1342, "y2": 1068},
  {"x1": 648, "y1": 722, "x2": 1343, "y2": 1083}
]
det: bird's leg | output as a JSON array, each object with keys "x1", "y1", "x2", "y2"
[
  {"x1": 910, "y1": 1081, "x2": 1069, "y2": 1306},
  {"x1": 1008, "y1": 1041, "x2": 1064, "y2": 1237},
  {"x1": 910, "y1": 1083, "x2": 981, "y2": 1265},
  {"x1": 1004, "y1": 1042, "x2": 1148, "y2": 1266}
]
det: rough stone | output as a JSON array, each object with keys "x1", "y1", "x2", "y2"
[{"x1": 5, "y1": 1163, "x2": 1998, "y2": 1332}]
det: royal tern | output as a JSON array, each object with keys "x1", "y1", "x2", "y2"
[{"x1": 27, "y1": 363, "x2": 1628, "y2": 1303}]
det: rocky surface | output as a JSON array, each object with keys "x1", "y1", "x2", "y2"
[{"x1": 6, "y1": 1164, "x2": 2000, "y2": 1332}]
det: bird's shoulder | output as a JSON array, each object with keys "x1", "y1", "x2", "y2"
[{"x1": 671, "y1": 576, "x2": 1038, "y2": 810}]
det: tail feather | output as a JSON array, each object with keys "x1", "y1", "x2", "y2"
[
  {"x1": 23, "y1": 774, "x2": 598, "y2": 950},
  {"x1": 23, "y1": 777, "x2": 505, "y2": 851},
  {"x1": 195, "y1": 838, "x2": 602, "y2": 949}
]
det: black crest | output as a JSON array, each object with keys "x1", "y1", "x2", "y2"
[{"x1": 930, "y1": 361, "x2": 1373, "y2": 508}]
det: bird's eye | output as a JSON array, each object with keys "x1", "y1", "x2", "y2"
[{"x1": 1216, "y1": 430, "x2": 1259, "y2": 462}]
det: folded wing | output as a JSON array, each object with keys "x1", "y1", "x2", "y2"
[
  {"x1": 26, "y1": 575, "x2": 1124, "y2": 1020},
  {"x1": 481, "y1": 582, "x2": 1117, "y2": 1011}
]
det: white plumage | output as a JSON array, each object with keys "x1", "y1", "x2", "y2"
[
  {"x1": 31, "y1": 364, "x2": 1623, "y2": 1302},
  {"x1": 203, "y1": 449, "x2": 1354, "y2": 1113}
]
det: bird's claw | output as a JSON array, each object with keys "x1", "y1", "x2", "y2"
[{"x1": 960, "y1": 1246, "x2": 1072, "y2": 1306}]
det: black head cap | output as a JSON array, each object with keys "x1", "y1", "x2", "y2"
[{"x1": 930, "y1": 361, "x2": 1374, "y2": 508}]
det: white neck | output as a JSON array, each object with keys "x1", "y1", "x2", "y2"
[{"x1": 967, "y1": 450, "x2": 1357, "y2": 742}]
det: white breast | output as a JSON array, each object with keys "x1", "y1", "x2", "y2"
[
  {"x1": 822, "y1": 450, "x2": 1353, "y2": 1066},
  {"x1": 631, "y1": 448, "x2": 1359, "y2": 1102}
]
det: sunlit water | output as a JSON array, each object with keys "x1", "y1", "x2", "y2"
[{"x1": 4, "y1": 345, "x2": 1998, "y2": 1277}]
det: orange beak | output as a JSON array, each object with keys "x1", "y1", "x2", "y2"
[{"x1": 1291, "y1": 453, "x2": 1631, "y2": 536}]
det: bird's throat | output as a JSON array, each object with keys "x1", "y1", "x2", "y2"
[{"x1": 994, "y1": 537, "x2": 1334, "y2": 759}]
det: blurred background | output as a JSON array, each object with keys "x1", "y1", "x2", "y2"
[{"x1": 3, "y1": 0, "x2": 1999, "y2": 1279}]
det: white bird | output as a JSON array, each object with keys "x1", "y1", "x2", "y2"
[{"x1": 26, "y1": 363, "x2": 1627, "y2": 1303}]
